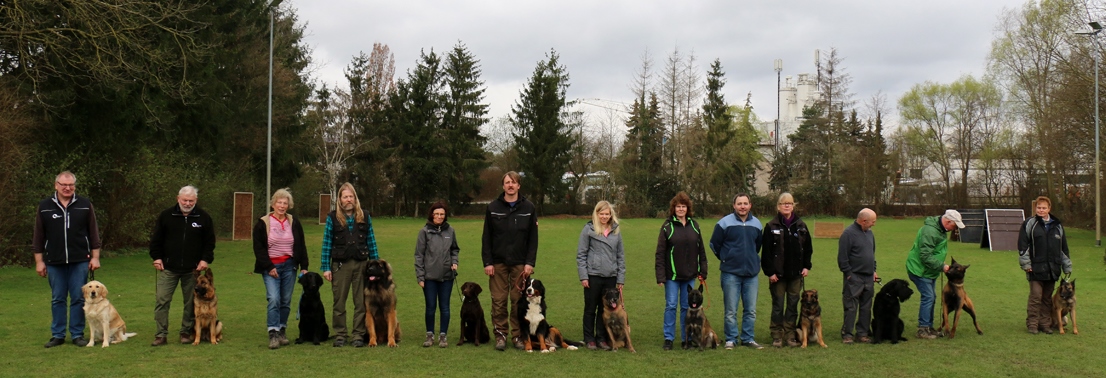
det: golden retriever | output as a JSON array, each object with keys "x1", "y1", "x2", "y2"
[{"x1": 82, "y1": 280, "x2": 137, "y2": 347}]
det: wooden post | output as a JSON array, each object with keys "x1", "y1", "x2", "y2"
[
  {"x1": 233, "y1": 192, "x2": 253, "y2": 240},
  {"x1": 319, "y1": 193, "x2": 332, "y2": 225}
]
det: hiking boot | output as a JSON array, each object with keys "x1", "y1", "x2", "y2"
[
  {"x1": 662, "y1": 339, "x2": 673, "y2": 350},
  {"x1": 724, "y1": 341, "x2": 735, "y2": 350},
  {"x1": 742, "y1": 341, "x2": 764, "y2": 350},
  {"x1": 586, "y1": 341, "x2": 598, "y2": 350},
  {"x1": 928, "y1": 327, "x2": 944, "y2": 338},
  {"x1": 422, "y1": 332, "x2": 434, "y2": 348},
  {"x1": 279, "y1": 327, "x2": 290, "y2": 346},
  {"x1": 494, "y1": 335, "x2": 506, "y2": 351},
  {"x1": 598, "y1": 341, "x2": 611, "y2": 351},
  {"x1": 72, "y1": 337, "x2": 89, "y2": 347},
  {"x1": 916, "y1": 327, "x2": 937, "y2": 340},
  {"x1": 772, "y1": 338, "x2": 783, "y2": 348},
  {"x1": 180, "y1": 333, "x2": 194, "y2": 344},
  {"x1": 857, "y1": 336, "x2": 872, "y2": 343},
  {"x1": 1040, "y1": 327, "x2": 1053, "y2": 335},
  {"x1": 513, "y1": 336, "x2": 525, "y2": 350},
  {"x1": 438, "y1": 333, "x2": 448, "y2": 348},
  {"x1": 787, "y1": 338, "x2": 801, "y2": 347},
  {"x1": 44, "y1": 337, "x2": 65, "y2": 348},
  {"x1": 842, "y1": 335, "x2": 854, "y2": 344},
  {"x1": 333, "y1": 337, "x2": 346, "y2": 347},
  {"x1": 151, "y1": 336, "x2": 167, "y2": 347},
  {"x1": 351, "y1": 339, "x2": 365, "y2": 347},
  {"x1": 268, "y1": 330, "x2": 280, "y2": 349}
]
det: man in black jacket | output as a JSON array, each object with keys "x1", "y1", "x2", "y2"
[
  {"x1": 149, "y1": 185, "x2": 216, "y2": 346},
  {"x1": 33, "y1": 171, "x2": 102, "y2": 348},
  {"x1": 482, "y1": 171, "x2": 538, "y2": 351}
]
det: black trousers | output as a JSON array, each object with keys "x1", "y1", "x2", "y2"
[{"x1": 582, "y1": 275, "x2": 617, "y2": 343}]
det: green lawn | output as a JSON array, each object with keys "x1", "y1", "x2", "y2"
[{"x1": 1, "y1": 215, "x2": 1100, "y2": 377}]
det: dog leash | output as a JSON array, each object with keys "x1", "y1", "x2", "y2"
[
  {"x1": 513, "y1": 270, "x2": 531, "y2": 295},
  {"x1": 698, "y1": 276, "x2": 712, "y2": 311}
]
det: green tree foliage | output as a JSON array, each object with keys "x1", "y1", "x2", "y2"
[
  {"x1": 441, "y1": 42, "x2": 490, "y2": 208},
  {"x1": 386, "y1": 50, "x2": 447, "y2": 216},
  {"x1": 510, "y1": 49, "x2": 575, "y2": 213},
  {"x1": 618, "y1": 92, "x2": 675, "y2": 216}
]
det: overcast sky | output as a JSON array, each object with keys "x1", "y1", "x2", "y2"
[{"x1": 289, "y1": 0, "x2": 1024, "y2": 130}]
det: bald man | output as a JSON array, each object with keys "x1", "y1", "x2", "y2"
[{"x1": 837, "y1": 208, "x2": 878, "y2": 344}]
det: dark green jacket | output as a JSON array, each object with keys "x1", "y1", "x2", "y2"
[{"x1": 906, "y1": 216, "x2": 947, "y2": 279}]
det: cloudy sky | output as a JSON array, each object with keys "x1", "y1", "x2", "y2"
[{"x1": 288, "y1": 0, "x2": 1025, "y2": 130}]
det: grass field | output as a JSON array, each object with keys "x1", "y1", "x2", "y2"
[{"x1": 1, "y1": 215, "x2": 1101, "y2": 377}]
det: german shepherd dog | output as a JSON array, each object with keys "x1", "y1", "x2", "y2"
[
  {"x1": 684, "y1": 284, "x2": 719, "y2": 351},
  {"x1": 363, "y1": 260, "x2": 401, "y2": 347},
  {"x1": 1051, "y1": 278, "x2": 1078, "y2": 335},
  {"x1": 796, "y1": 289, "x2": 827, "y2": 348},
  {"x1": 296, "y1": 272, "x2": 330, "y2": 345},
  {"x1": 192, "y1": 269, "x2": 224, "y2": 345},
  {"x1": 516, "y1": 277, "x2": 580, "y2": 353},
  {"x1": 457, "y1": 281, "x2": 491, "y2": 346},
  {"x1": 601, "y1": 287, "x2": 634, "y2": 352},
  {"x1": 939, "y1": 258, "x2": 983, "y2": 339},
  {"x1": 871, "y1": 279, "x2": 913, "y2": 344}
]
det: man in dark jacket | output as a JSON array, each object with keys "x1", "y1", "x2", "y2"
[
  {"x1": 482, "y1": 171, "x2": 538, "y2": 351},
  {"x1": 837, "y1": 208, "x2": 878, "y2": 344},
  {"x1": 1018, "y1": 196, "x2": 1072, "y2": 334},
  {"x1": 33, "y1": 171, "x2": 102, "y2": 348},
  {"x1": 709, "y1": 193, "x2": 763, "y2": 350},
  {"x1": 760, "y1": 193, "x2": 813, "y2": 347},
  {"x1": 149, "y1": 185, "x2": 216, "y2": 346}
]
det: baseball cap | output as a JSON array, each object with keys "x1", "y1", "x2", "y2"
[{"x1": 943, "y1": 209, "x2": 966, "y2": 229}]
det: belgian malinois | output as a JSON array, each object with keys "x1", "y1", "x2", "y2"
[{"x1": 939, "y1": 258, "x2": 983, "y2": 339}]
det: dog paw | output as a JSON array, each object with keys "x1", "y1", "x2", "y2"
[
  {"x1": 527, "y1": 349, "x2": 534, "y2": 353},
  {"x1": 541, "y1": 348, "x2": 553, "y2": 353},
  {"x1": 565, "y1": 345, "x2": 577, "y2": 351},
  {"x1": 388, "y1": 342, "x2": 397, "y2": 348}
]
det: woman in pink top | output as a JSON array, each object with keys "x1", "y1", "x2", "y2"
[{"x1": 252, "y1": 188, "x2": 308, "y2": 349}]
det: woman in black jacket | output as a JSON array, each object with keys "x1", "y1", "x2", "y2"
[
  {"x1": 1017, "y1": 196, "x2": 1071, "y2": 334},
  {"x1": 760, "y1": 193, "x2": 813, "y2": 347},
  {"x1": 654, "y1": 192, "x2": 707, "y2": 350},
  {"x1": 415, "y1": 201, "x2": 459, "y2": 348},
  {"x1": 252, "y1": 188, "x2": 308, "y2": 349}
]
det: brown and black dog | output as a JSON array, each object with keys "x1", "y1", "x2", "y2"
[
  {"x1": 601, "y1": 287, "x2": 634, "y2": 352},
  {"x1": 939, "y1": 258, "x2": 983, "y2": 339},
  {"x1": 516, "y1": 277, "x2": 580, "y2": 353},
  {"x1": 1051, "y1": 278, "x2": 1078, "y2": 335},
  {"x1": 192, "y1": 268, "x2": 224, "y2": 345},
  {"x1": 684, "y1": 284, "x2": 719, "y2": 351},
  {"x1": 364, "y1": 260, "x2": 401, "y2": 347},
  {"x1": 457, "y1": 281, "x2": 491, "y2": 346},
  {"x1": 796, "y1": 289, "x2": 827, "y2": 348}
]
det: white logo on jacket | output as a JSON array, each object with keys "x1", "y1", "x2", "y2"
[{"x1": 192, "y1": 222, "x2": 202, "y2": 228}]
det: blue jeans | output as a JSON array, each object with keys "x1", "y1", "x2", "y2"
[
  {"x1": 423, "y1": 280, "x2": 453, "y2": 334},
  {"x1": 909, "y1": 273, "x2": 936, "y2": 328},
  {"x1": 721, "y1": 272, "x2": 758, "y2": 343},
  {"x1": 263, "y1": 260, "x2": 296, "y2": 331},
  {"x1": 47, "y1": 262, "x2": 89, "y2": 339},
  {"x1": 663, "y1": 279, "x2": 694, "y2": 341}
]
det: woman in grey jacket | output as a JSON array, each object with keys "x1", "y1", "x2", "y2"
[
  {"x1": 415, "y1": 201, "x2": 459, "y2": 348},
  {"x1": 576, "y1": 200, "x2": 625, "y2": 350}
]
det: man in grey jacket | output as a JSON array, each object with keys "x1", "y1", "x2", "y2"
[{"x1": 837, "y1": 208, "x2": 878, "y2": 344}]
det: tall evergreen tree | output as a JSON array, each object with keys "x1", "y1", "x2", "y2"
[
  {"x1": 387, "y1": 50, "x2": 446, "y2": 216},
  {"x1": 510, "y1": 49, "x2": 574, "y2": 213},
  {"x1": 441, "y1": 42, "x2": 489, "y2": 207},
  {"x1": 702, "y1": 59, "x2": 733, "y2": 162}
]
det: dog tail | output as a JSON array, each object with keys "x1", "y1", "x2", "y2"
[{"x1": 122, "y1": 332, "x2": 137, "y2": 340}]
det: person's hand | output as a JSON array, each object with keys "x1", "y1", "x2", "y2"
[
  {"x1": 801, "y1": 268, "x2": 809, "y2": 277},
  {"x1": 484, "y1": 266, "x2": 495, "y2": 276},
  {"x1": 196, "y1": 260, "x2": 208, "y2": 271},
  {"x1": 323, "y1": 271, "x2": 333, "y2": 282},
  {"x1": 1025, "y1": 267, "x2": 1033, "y2": 272},
  {"x1": 943, "y1": 265, "x2": 950, "y2": 273},
  {"x1": 153, "y1": 259, "x2": 164, "y2": 271},
  {"x1": 300, "y1": 269, "x2": 307, "y2": 276},
  {"x1": 89, "y1": 257, "x2": 101, "y2": 271},
  {"x1": 616, "y1": 283, "x2": 623, "y2": 290},
  {"x1": 419, "y1": 281, "x2": 425, "y2": 288},
  {"x1": 451, "y1": 264, "x2": 458, "y2": 271},
  {"x1": 36, "y1": 260, "x2": 47, "y2": 277},
  {"x1": 268, "y1": 268, "x2": 278, "y2": 278},
  {"x1": 658, "y1": 282, "x2": 664, "y2": 287},
  {"x1": 873, "y1": 272, "x2": 880, "y2": 282},
  {"x1": 581, "y1": 279, "x2": 590, "y2": 288},
  {"x1": 523, "y1": 264, "x2": 534, "y2": 276},
  {"x1": 769, "y1": 274, "x2": 779, "y2": 283}
]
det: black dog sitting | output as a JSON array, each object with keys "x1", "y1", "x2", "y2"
[
  {"x1": 295, "y1": 272, "x2": 330, "y2": 345},
  {"x1": 457, "y1": 282, "x2": 491, "y2": 346},
  {"x1": 871, "y1": 278, "x2": 913, "y2": 344}
]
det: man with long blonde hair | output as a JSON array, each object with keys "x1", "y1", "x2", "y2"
[{"x1": 321, "y1": 182, "x2": 379, "y2": 347}]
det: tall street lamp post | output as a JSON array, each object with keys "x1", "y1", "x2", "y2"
[{"x1": 1078, "y1": 21, "x2": 1102, "y2": 247}]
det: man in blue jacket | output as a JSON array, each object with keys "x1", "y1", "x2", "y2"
[{"x1": 709, "y1": 193, "x2": 763, "y2": 350}]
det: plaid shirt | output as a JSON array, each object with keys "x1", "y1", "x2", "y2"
[{"x1": 320, "y1": 214, "x2": 379, "y2": 272}]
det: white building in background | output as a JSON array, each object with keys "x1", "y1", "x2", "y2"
[{"x1": 754, "y1": 53, "x2": 823, "y2": 194}]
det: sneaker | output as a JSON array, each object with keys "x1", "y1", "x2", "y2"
[
  {"x1": 742, "y1": 341, "x2": 764, "y2": 350},
  {"x1": 928, "y1": 327, "x2": 944, "y2": 338},
  {"x1": 438, "y1": 333, "x2": 448, "y2": 348},
  {"x1": 598, "y1": 341, "x2": 611, "y2": 351},
  {"x1": 857, "y1": 336, "x2": 872, "y2": 343},
  {"x1": 72, "y1": 337, "x2": 89, "y2": 347},
  {"x1": 916, "y1": 327, "x2": 937, "y2": 340},
  {"x1": 842, "y1": 335, "x2": 854, "y2": 344},
  {"x1": 771, "y1": 338, "x2": 783, "y2": 348},
  {"x1": 351, "y1": 339, "x2": 366, "y2": 348},
  {"x1": 333, "y1": 337, "x2": 346, "y2": 347},
  {"x1": 586, "y1": 341, "x2": 598, "y2": 350},
  {"x1": 44, "y1": 337, "x2": 65, "y2": 348},
  {"x1": 180, "y1": 333, "x2": 194, "y2": 344},
  {"x1": 787, "y1": 338, "x2": 801, "y2": 347},
  {"x1": 662, "y1": 339, "x2": 673, "y2": 350},
  {"x1": 423, "y1": 332, "x2": 434, "y2": 348},
  {"x1": 494, "y1": 335, "x2": 506, "y2": 351},
  {"x1": 151, "y1": 337, "x2": 167, "y2": 346},
  {"x1": 268, "y1": 330, "x2": 280, "y2": 349},
  {"x1": 724, "y1": 341, "x2": 735, "y2": 350}
]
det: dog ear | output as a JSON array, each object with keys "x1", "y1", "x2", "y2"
[
  {"x1": 697, "y1": 283, "x2": 704, "y2": 293},
  {"x1": 950, "y1": 257, "x2": 957, "y2": 265},
  {"x1": 1070, "y1": 278, "x2": 1076, "y2": 287},
  {"x1": 100, "y1": 284, "x2": 108, "y2": 298},
  {"x1": 205, "y1": 268, "x2": 214, "y2": 280}
]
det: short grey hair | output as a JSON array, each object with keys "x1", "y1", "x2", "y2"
[
  {"x1": 56, "y1": 171, "x2": 76, "y2": 183},
  {"x1": 178, "y1": 185, "x2": 199, "y2": 197}
]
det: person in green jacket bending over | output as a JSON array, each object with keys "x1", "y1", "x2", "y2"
[{"x1": 905, "y1": 210, "x2": 965, "y2": 339}]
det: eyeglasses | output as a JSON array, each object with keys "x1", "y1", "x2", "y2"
[
  {"x1": 778, "y1": 202, "x2": 794, "y2": 206},
  {"x1": 56, "y1": 182, "x2": 75, "y2": 188}
]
